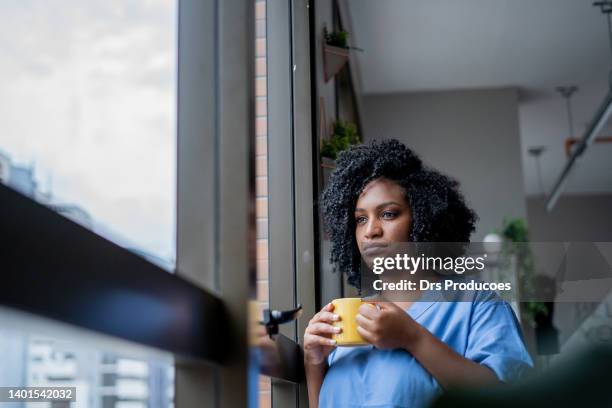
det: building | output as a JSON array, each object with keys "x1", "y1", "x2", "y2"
[{"x1": 24, "y1": 336, "x2": 172, "y2": 408}]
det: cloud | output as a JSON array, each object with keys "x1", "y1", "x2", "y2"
[{"x1": 0, "y1": 0, "x2": 178, "y2": 261}]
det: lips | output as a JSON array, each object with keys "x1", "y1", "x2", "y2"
[{"x1": 362, "y1": 242, "x2": 388, "y2": 257}]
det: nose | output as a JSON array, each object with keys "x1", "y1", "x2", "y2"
[{"x1": 364, "y1": 218, "x2": 383, "y2": 240}]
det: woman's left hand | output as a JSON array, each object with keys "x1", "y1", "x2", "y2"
[{"x1": 356, "y1": 302, "x2": 423, "y2": 350}]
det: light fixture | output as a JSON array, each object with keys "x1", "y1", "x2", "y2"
[{"x1": 483, "y1": 233, "x2": 503, "y2": 255}]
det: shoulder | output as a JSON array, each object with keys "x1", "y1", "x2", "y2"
[
  {"x1": 426, "y1": 289, "x2": 514, "y2": 326},
  {"x1": 435, "y1": 288, "x2": 506, "y2": 312},
  {"x1": 469, "y1": 290, "x2": 517, "y2": 321},
  {"x1": 473, "y1": 289, "x2": 503, "y2": 303}
]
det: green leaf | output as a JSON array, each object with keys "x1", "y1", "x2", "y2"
[
  {"x1": 320, "y1": 120, "x2": 361, "y2": 160},
  {"x1": 324, "y1": 29, "x2": 349, "y2": 48}
]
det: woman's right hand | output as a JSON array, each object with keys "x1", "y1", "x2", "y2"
[{"x1": 304, "y1": 302, "x2": 341, "y2": 366}]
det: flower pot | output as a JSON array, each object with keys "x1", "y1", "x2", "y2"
[{"x1": 323, "y1": 43, "x2": 349, "y2": 82}]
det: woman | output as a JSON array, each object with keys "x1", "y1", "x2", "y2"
[{"x1": 304, "y1": 139, "x2": 532, "y2": 407}]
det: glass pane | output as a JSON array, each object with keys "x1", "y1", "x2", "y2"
[{"x1": 0, "y1": 1, "x2": 177, "y2": 270}]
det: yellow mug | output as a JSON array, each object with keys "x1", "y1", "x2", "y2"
[{"x1": 331, "y1": 298, "x2": 372, "y2": 347}]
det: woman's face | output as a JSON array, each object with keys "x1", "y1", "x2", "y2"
[{"x1": 354, "y1": 178, "x2": 413, "y2": 262}]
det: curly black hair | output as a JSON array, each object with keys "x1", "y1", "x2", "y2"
[{"x1": 320, "y1": 139, "x2": 478, "y2": 288}]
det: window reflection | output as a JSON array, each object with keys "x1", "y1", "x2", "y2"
[{"x1": 0, "y1": 329, "x2": 174, "y2": 408}]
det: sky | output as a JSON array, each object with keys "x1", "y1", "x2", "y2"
[{"x1": 0, "y1": 0, "x2": 178, "y2": 263}]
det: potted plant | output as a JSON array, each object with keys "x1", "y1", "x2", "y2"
[
  {"x1": 322, "y1": 28, "x2": 363, "y2": 82},
  {"x1": 320, "y1": 120, "x2": 361, "y2": 161},
  {"x1": 497, "y1": 219, "x2": 544, "y2": 322},
  {"x1": 324, "y1": 28, "x2": 350, "y2": 48}
]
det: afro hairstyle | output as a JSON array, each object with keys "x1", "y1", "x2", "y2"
[{"x1": 320, "y1": 139, "x2": 478, "y2": 289}]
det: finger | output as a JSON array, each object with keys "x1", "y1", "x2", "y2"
[
  {"x1": 304, "y1": 334, "x2": 337, "y2": 349},
  {"x1": 307, "y1": 322, "x2": 341, "y2": 336},
  {"x1": 355, "y1": 313, "x2": 375, "y2": 331},
  {"x1": 312, "y1": 311, "x2": 340, "y2": 324},
  {"x1": 356, "y1": 326, "x2": 375, "y2": 344},
  {"x1": 309, "y1": 304, "x2": 334, "y2": 324},
  {"x1": 358, "y1": 303, "x2": 379, "y2": 319}
]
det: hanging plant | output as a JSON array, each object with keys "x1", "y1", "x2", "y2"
[{"x1": 320, "y1": 120, "x2": 361, "y2": 160}]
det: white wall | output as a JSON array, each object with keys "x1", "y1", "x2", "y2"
[
  {"x1": 527, "y1": 193, "x2": 612, "y2": 241},
  {"x1": 362, "y1": 88, "x2": 527, "y2": 240}
]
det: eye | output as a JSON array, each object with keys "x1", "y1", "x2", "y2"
[
  {"x1": 355, "y1": 216, "x2": 367, "y2": 225},
  {"x1": 382, "y1": 211, "x2": 397, "y2": 220}
]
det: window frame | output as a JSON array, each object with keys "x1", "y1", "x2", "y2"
[{"x1": 267, "y1": 0, "x2": 317, "y2": 405}]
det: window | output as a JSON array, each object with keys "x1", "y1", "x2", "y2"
[{"x1": 2, "y1": 1, "x2": 258, "y2": 407}]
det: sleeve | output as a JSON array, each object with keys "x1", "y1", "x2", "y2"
[{"x1": 465, "y1": 296, "x2": 534, "y2": 383}]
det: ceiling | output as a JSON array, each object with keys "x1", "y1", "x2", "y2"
[{"x1": 347, "y1": 0, "x2": 612, "y2": 196}]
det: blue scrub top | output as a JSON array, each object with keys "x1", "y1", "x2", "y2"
[{"x1": 319, "y1": 290, "x2": 533, "y2": 408}]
